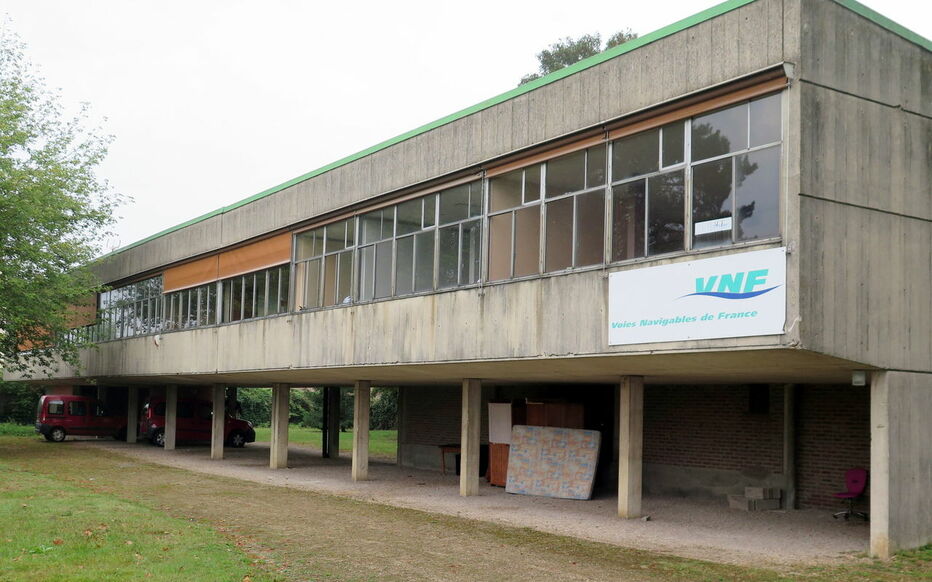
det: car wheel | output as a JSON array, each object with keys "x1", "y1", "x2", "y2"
[
  {"x1": 229, "y1": 431, "x2": 246, "y2": 448},
  {"x1": 151, "y1": 428, "x2": 165, "y2": 447},
  {"x1": 43, "y1": 433, "x2": 54, "y2": 442},
  {"x1": 50, "y1": 427, "x2": 66, "y2": 442}
]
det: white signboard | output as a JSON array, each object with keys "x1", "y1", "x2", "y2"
[{"x1": 608, "y1": 247, "x2": 786, "y2": 345}]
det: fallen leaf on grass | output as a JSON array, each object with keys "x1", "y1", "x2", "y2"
[
  {"x1": 125, "y1": 540, "x2": 134, "y2": 545},
  {"x1": 242, "y1": 577, "x2": 252, "y2": 582},
  {"x1": 53, "y1": 539, "x2": 63, "y2": 545},
  {"x1": 83, "y1": 530, "x2": 93, "y2": 537}
]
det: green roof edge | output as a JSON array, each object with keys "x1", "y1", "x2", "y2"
[
  {"x1": 101, "y1": 0, "x2": 929, "y2": 260},
  {"x1": 831, "y1": 0, "x2": 932, "y2": 52}
]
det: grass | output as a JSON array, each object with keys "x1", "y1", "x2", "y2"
[
  {"x1": 252, "y1": 425, "x2": 397, "y2": 458},
  {"x1": 0, "y1": 434, "x2": 929, "y2": 581},
  {"x1": 0, "y1": 454, "x2": 280, "y2": 581},
  {"x1": 0, "y1": 423, "x2": 35, "y2": 437}
]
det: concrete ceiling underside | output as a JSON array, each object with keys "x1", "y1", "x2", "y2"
[{"x1": 48, "y1": 348, "x2": 871, "y2": 388}]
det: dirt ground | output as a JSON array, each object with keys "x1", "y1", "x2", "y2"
[{"x1": 84, "y1": 439, "x2": 870, "y2": 569}]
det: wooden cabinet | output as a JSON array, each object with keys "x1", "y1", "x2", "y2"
[{"x1": 525, "y1": 401, "x2": 584, "y2": 429}]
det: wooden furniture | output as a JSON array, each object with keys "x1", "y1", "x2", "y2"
[
  {"x1": 489, "y1": 442, "x2": 510, "y2": 486},
  {"x1": 438, "y1": 444, "x2": 460, "y2": 475},
  {"x1": 525, "y1": 401, "x2": 584, "y2": 429}
]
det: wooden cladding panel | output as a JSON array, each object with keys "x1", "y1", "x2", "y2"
[
  {"x1": 217, "y1": 232, "x2": 291, "y2": 279},
  {"x1": 163, "y1": 255, "x2": 219, "y2": 293}
]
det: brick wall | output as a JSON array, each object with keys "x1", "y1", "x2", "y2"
[
  {"x1": 796, "y1": 385, "x2": 870, "y2": 509},
  {"x1": 400, "y1": 385, "x2": 466, "y2": 446},
  {"x1": 644, "y1": 385, "x2": 785, "y2": 473}
]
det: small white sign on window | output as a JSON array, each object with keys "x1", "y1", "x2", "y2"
[{"x1": 694, "y1": 216, "x2": 733, "y2": 236}]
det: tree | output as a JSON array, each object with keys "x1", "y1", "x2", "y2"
[
  {"x1": 0, "y1": 26, "x2": 121, "y2": 376},
  {"x1": 519, "y1": 28, "x2": 638, "y2": 86}
]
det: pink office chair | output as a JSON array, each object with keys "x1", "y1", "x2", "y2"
[{"x1": 833, "y1": 467, "x2": 869, "y2": 521}]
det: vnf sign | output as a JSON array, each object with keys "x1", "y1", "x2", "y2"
[{"x1": 608, "y1": 247, "x2": 786, "y2": 345}]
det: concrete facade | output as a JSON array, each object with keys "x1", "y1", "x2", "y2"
[{"x1": 11, "y1": 0, "x2": 931, "y2": 558}]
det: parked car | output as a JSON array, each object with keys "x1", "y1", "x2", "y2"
[
  {"x1": 35, "y1": 394, "x2": 128, "y2": 442},
  {"x1": 139, "y1": 398, "x2": 255, "y2": 448}
]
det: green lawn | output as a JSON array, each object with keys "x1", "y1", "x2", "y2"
[
  {"x1": 0, "y1": 456, "x2": 280, "y2": 581},
  {"x1": 252, "y1": 426, "x2": 397, "y2": 458},
  {"x1": 0, "y1": 422, "x2": 36, "y2": 437}
]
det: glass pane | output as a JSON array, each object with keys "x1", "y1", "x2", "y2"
[
  {"x1": 293, "y1": 262, "x2": 306, "y2": 310},
  {"x1": 612, "y1": 181, "x2": 646, "y2": 261},
  {"x1": 243, "y1": 274, "x2": 255, "y2": 319},
  {"x1": 395, "y1": 236, "x2": 414, "y2": 295},
  {"x1": 414, "y1": 231, "x2": 435, "y2": 292},
  {"x1": 323, "y1": 254, "x2": 338, "y2": 306},
  {"x1": 396, "y1": 199, "x2": 421, "y2": 235},
  {"x1": 198, "y1": 286, "x2": 209, "y2": 325},
  {"x1": 374, "y1": 241, "x2": 393, "y2": 299},
  {"x1": 513, "y1": 205, "x2": 541, "y2": 277},
  {"x1": 358, "y1": 246, "x2": 375, "y2": 302},
  {"x1": 612, "y1": 129, "x2": 659, "y2": 181},
  {"x1": 278, "y1": 265, "x2": 290, "y2": 312},
  {"x1": 295, "y1": 229, "x2": 323, "y2": 260},
  {"x1": 230, "y1": 278, "x2": 243, "y2": 322},
  {"x1": 325, "y1": 220, "x2": 347, "y2": 252},
  {"x1": 222, "y1": 282, "x2": 232, "y2": 322},
  {"x1": 337, "y1": 251, "x2": 353, "y2": 305},
  {"x1": 524, "y1": 165, "x2": 541, "y2": 202},
  {"x1": 750, "y1": 93, "x2": 781, "y2": 147},
  {"x1": 544, "y1": 197, "x2": 573, "y2": 272},
  {"x1": 423, "y1": 195, "x2": 436, "y2": 227},
  {"x1": 736, "y1": 146, "x2": 781, "y2": 241},
  {"x1": 488, "y1": 213, "x2": 512, "y2": 281},
  {"x1": 468, "y1": 181, "x2": 483, "y2": 217},
  {"x1": 647, "y1": 170, "x2": 685, "y2": 255},
  {"x1": 439, "y1": 184, "x2": 470, "y2": 224},
  {"x1": 692, "y1": 103, "x2": 748, "y2": 161},
  {"x1": 437, "y1": 225, "x2": 459, "y2": 289},
  {"x1": 304, "y1": 259, "x2": 321, "y2": 309},
  {"x1": 344, "y1": 217, "x2": 356, "y2": 247},
  {"x1": 490, "y1": 169, "x2": 523, "y2": 211},
  {"x1": 207, "y1": 284, "x2": 217, "y2": 324},
  {"x1": 360, "y1": 210, "x2": 383, "y2": 244},
  {"x1": 586, "y1": 144, "x2": 606, "y2": 188},
  {"x1": 692, "y1": 158, "x2": 734, "y2": 249},
  {"x1": 661, "y1": 122, "x2": 685, "y2": 167},
  {"x1": 575, "y1": 190, "x2": 604, "y2": 267},
  {"x1": 268, "y1": 268, "x2": 279, "y2": 315},
  {"x1": 459, "y1": 220, "x2": 481, "y2": 285},
  {"x1": 546, "y1": 149, "x2": 585, "y2": 198},
  {"x1": 255, "y1": 272, "x2": 268, "y2": 317}
]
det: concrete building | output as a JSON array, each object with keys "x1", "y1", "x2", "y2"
[{"x1": 10, "y1": 0, "x2": 930, "y2": 559}]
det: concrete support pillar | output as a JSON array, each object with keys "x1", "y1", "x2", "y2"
[
  {"x1": 323, "y1": 386, "x2": 341, "y2": 458},
  {"x1": 460, "y1": 378, "x2": 482, "y2": 497},
  {"x1": 270, "y1": 384, "x2": 290, "y2": 469},
  {"x1": 126, "y1": 387, "x2": 139, "y2": 444},
  {"x1": 782, "y1": 384, "x2": 796, "y2": 510},
  {"x1": 870, "y1": 371, "x2": 932, "y2": 558},
  {"x1": 617, "y1": 376, "x2": 644, "y2": 519},
  {"x1": 164, "y1": 384, "x2": 178, "y2": 451},
  {"x1": 211, "y1": 384, "x2": 226, "y2": 460},
  {"x1": 351, "y1": 381, "x2": 371, "y2": 481}
]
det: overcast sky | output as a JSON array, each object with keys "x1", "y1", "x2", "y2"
[{"x1": 3, "y1": 0, "x2": 929, "y2": 254}]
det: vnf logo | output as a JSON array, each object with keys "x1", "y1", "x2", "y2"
[{"x1": 682, "y1": 269, "x2": 780, "y2": 300}]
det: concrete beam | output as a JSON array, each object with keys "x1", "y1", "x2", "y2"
[
  {"x1": 352, "y1": 381, "x2": 371, "y2": 481},
  {"x1": 460, "y1": 378, "x2": 481, "y2": 497},
  {"x1": 618, "y1": 376, "x2": 644, "y2": 518},
  {"x1": 270, "y1": 384, "x2": 290, "y2": 469},
  {"x1": 870, "y1": 371, "x2": 932, "y2": 558},
  {"x1": 164, "y1": 384, "x2": 178, "y2": 450},
  {"x1": 211, "y1": 384, "x2": 225, "y2": 460},
  {"x1": 126, "y1": 386, "x2": 139, "y2": 444},
  {"x1": 783, "y1": 384, "x2": 796, "y2": 509}
]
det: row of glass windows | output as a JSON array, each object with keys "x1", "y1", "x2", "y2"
[
  {"x1": 85, "y1": 94, "x2": 782, "y2": 339},
  {"x1": 88, "y1": 265, "x2": 290, "y2": 341}
]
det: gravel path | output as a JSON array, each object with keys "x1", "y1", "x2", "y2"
[{"x1": 86, "y1": 440, "x2": 870, "y2": 568}]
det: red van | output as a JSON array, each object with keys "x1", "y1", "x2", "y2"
[
  {"x1": 35, "y1": 394, "x2": 128, "y2": 442},
  {"x1": 139, "y1": 398, "x2": 255, "y2": 448}
]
